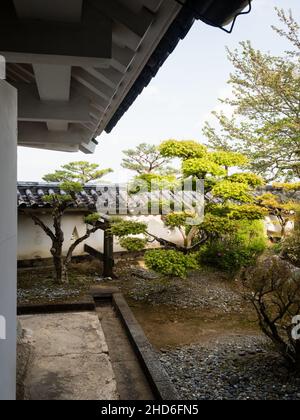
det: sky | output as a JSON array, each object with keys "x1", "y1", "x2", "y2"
[{"x1": 17, "y1": 0, "x2": 300, "y2": 183}]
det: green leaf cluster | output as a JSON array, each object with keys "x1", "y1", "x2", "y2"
[
  {"x1": 228, "y1": 173, "x2": 265, "y2": 188},
  {"x1": 43, "y1": 161, "x2": 112, "y2": 185},
  {"x1": 164, "y1": 212, "x2": 196, "y2": 229},
  {"x1": 159, "y1": 140, "x2": 207, "y2": 160},
  {"x1": 144, "y1": 249, "x2": 198, "y2": 278},
  {"x1": 210, "y1": 151, "x2": 249, "y2": 168},
  {"x1": 109, "y1": 220, "x2": 148, "y2": 237},
  {"x1": 119, "y1": 237, "x2": 147, "y2": 252},
  {"x1": 84, "y1": 213, "x2": 100, "y2": 225},
  {"x1": 202, "y1": 9, "x2": 300, "y2": 181},
  {"x1": 183, "y1": 158, "x2": 227, "y2": 178},
  {"x1": 197, "y1": 220, "x2": 267, "y2": 272},
  {"x1": 201, "y1": 214, "x2": 236, "y2": 235},
  {"x1": 212, "y1": 180, "x2": 252, "y2": 202}
]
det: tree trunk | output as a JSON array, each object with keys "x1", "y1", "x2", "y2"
[
  {"x1": 51, "y1": 209, "x2": 67, "y2": 284},
  {"x1": 51, "y1": 241, "x2": 68, "y2": 284},
  {"x1": 52, "y1": 254, "x2": 67, "y2": 284}
]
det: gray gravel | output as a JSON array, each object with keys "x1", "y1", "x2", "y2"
[
  {"x1": 160, "y1": 335, "x2": 300, "y2": 400},
  {"x1": 128, "y1": 273, "x2": 244, "y2": 313},
  {"x1": 18, "y1": 287, "x2": 81, "y2": 304}
]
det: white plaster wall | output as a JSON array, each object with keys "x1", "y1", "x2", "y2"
[
  {"x1": 18, "y1": 213, "x2": 103, "y2": 260},
  {"x1": 0, "y1": 81, "x2": 17, "y2": 400},
  {"x1": 18, "y1": 214, "x2": 184, "y2": 260},
  {"x1": 265, "y1": 215, "x2": 294, "y2": 237},
  {"x1": 18, "y1": 212, "x2": 296, "y2": 261}
]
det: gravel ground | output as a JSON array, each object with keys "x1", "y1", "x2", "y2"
[
  {"x1": 18, "y1": 287, "x2": 82, "y2": 304},
  {"x1": 160, "y1": 335, "x2": 300, "y2": 400},
  {"x1": 126, "y1": 270, "x2": 245, "y2": 313}
]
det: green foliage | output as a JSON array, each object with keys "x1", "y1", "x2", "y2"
[
  {"x1": 134, "y1": 173, "x2": 179, "y2": 191},
  {"x1": 182, "y1": 158, "x2": 226, "y2": 178},
  {"x1": 159, "y1": 140, "x2": 207, "y2": 160},
  {"x1": 84, "y1": 213, "x2": 100, "y2": 225},
  {"x1": 122, "y1": 143, "x2": 176, "y2": 176},
  {"x1": 43, "y1": 161, "x2": 112, "y2": 184},
  {"x1": 119, "y1": 237, "x2": 147, "y2": 252},
  {"x1": 210, "y1": 151, "x2": 249, "y2": 168},
  {"x1": 60, "y1": 181, "x2": 83, "y2": 194},
  {"x1": 203, "y1": 9, "x2": 300, "y2": 181},
  {"x1": 256, "y1": 193, "x2": 283, "y2": 208},
  {"x1": 43, "y1": 194, "x2": 73, "y2": 204},
  {"x1": 227, "y1": 204, "x2": 268, "y2": 220},
  {"x1": 273, "y1": 182, "x2": 300, "y2": 191},
  {"x1": 42, "y1": 162, "x2": 113, "y2": 209},
  {"x1": 198, "y1": 221, "x2": 267, "y2": 272},
  {"x1": 144, "y1": 249, "x2": 198, "y2": 278},
  {"x1": 202, "y1": 214, "x2": 236, "y2": 235},
  {"x1": 256, "y1": 193, "x2": 300, "y2": 212},
  {"x1": 212, "y1": 180, "x2": 252, "y2": 202},
  {"x1": 205, "y1": 203, "x2": 266, "y2": 223},
  {"x1": 109, "y1": 220, "x2": 148, "y2": 237},
  {"x1": 43, "y1": 170, "x2": 73, "y2": 184},
  {"x1": 204, "y1": 177, "x2": 218, "y2": 192},
  {"x1": 32, "y1": 161, "x2": 113, "y2": 284},
  {"x1": 164, "y1": 212, "x2": 196, "y2": 229},
  {"x1": 109, "y1": 216, "x2": 124, "y2": 224},
  {"x1": 229, "y1": 173, "x2": 265, "y2": 188}
]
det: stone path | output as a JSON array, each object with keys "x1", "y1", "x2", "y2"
[{"x1": 19, "y1": 312, "x2": 119, "y2": 400}]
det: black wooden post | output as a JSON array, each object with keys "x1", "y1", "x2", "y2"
[
  {"x1": 84, "y1": 218, "x2": 116, "y2": 278},
  {"x1": 103, "y1": 228, "x2": 114, "y2": 278}
]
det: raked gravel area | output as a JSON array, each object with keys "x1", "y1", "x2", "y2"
[{"x1": 159, "y1": 335, "x2": 300, "y2": 401}]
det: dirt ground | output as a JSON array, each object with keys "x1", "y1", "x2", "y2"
[
  {"x1": 129, "y1": 304, "x2": 259, "y2": 349},
  {"x1": 18, "y1": 257, "x2": 259, "y2": 350}
]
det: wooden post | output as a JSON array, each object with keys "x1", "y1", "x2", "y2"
[
  {"x1": 103, "y1": 228, "x2": 114, "y2": 278},
  {"x1": 84, "y1": 219, "x2": 116, "y2": 278}
]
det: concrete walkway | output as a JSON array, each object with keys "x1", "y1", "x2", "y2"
[{"x1": 19, "y1": 312, "x2": 119, "y2": 400}]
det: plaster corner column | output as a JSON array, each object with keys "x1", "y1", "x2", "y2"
[{"x1": 0, "y1": 80, "x2": 18, "y2": 400}]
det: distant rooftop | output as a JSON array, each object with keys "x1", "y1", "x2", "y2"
[{"x1": 17, "y1": 182, "x2": 202, "y2": 214}]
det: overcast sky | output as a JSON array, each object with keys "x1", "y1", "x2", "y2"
[{"x1": 17, "y1": 0, "x2": 300, "y2": 183}]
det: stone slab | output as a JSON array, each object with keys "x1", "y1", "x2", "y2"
[{"x1": 19, "y1": 312, "x2": 118, "y2": 400}]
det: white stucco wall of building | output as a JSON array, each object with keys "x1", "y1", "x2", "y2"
[{"x1": 0, "y1": 81, "x2": 17, "y2": 400}]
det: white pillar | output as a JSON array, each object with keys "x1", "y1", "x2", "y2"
[{"x1": 0, "y1": 80, "x2": 17, "y2": 400}]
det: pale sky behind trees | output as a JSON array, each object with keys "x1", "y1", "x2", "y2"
[{"x1": 17, "y1": 0, "x2": 300, "y2": 183}]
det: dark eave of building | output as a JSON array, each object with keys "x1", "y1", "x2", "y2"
[{"x1": 105, "y1": 0, "x2": 250, "y2": 134}]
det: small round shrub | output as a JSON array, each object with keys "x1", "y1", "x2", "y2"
[
  {"x1": 119, "y1": 237, "x2": 147, "y2": 252},
  {"x1": 144, "y1": 249, "x2": 198, "y2": 278}
]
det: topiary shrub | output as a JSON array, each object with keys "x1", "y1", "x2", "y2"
[
  {"x1": 119, "y1": 237, "x2": 147, "y2": 252},
  {"x1": 197, "y1": 220, "x2": 267, "y2": 272},
  {"x1": 144, "y1": 249, "x2": 198, "y2": 278},
  {"x1": 109, "y1": 220, "x2": 147, "y2": 237}
]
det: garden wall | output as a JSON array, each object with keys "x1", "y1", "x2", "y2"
[{"x1": 18, "y1": 213, "x2": 183, "y2": 261}]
